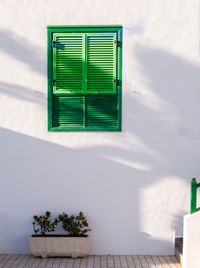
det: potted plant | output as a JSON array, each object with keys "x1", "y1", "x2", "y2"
[{"x1": 29, "y1": 211, "x2": 91, "y2": 258}]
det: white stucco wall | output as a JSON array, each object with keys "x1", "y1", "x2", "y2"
[
  {"x1": 0, "y1": 0, "x2": 199, "y2": 254},
  {"x1": 183, "y1": 212, "x2": 200, "y2": 268}
]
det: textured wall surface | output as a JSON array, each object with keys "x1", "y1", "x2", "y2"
[
  {"x1": 0, "y1": 0, "x2": 199, "y2": 254},
  {"x1": 183, "y1": 212, "x2": 200, "y2": 268}
]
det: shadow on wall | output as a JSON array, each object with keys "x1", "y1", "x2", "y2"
[
  {"x1": 0, "y1": 29, "x2": 46, "y2": 104},
  {"x1": 124, "y1": 45, "x2": 200, "y2": 235},
  {"x1": 0, "y1": 81, "x2": 45, "y2": 104},
  {"x1": 0, "y1": 127, "x2": 174, "y2": 254},
  {"x1": 0, "y1": 29, "x2": 116, "y2": 107},
  {"x1": 0, "y1": 30, "x2": 45, "y2": 75},
  {"x1": 0, "y1": 30, "x2": 199, "y2": 253},
  {"x1": 124, "y1": 44, "x2": 200, "y2": 176}
]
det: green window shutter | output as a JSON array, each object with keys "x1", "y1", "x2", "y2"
[
  {"x1": 85, "y1": 95, "x2": 118, "y2": 129},
  {"x1": 86, "y1": 33, "x2": 117, "y2": 94},
  {"x1": 52, "y1": 96, "x2": 84, "y2": 128},
  {"x1": 53, "y1": 33, "x2": 85, "y2": 94},
  {"x1": 48, "y1": 26, "x2": 122, "y2": 132},
  {"x1": 52, "y1": 95, "x2": 119, "y2": 130}
]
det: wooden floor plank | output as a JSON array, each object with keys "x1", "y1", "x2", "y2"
[
  {"x1": 169, "y1": 256, "x2": 182, "y2": 268},
  {"x1": 19, "y1": 256, "x2": 35, "y2": 268},
  {"x1": 113, "y1": 255, "x2": 122, "y2": 268},
  {"x1": 1, "y1": 254, "x2": 18, "y2": 267},
  {"x1": 93, "y1": 256, "x2": 101, "y2": 268},
  {"x1": 58, "y1": 258, "x2": 69, "y2": 268},
  {"x1": 14, "y1": 255, "x2": 32, "y2": 268},
  {"x1": 52, "y1": 258, "x2": 62, "y2": 268},
  {"x1": 73, "y1": 258, "x2": 81, "y2": 268},
  {"x1": 126, "y1": 255, "x2": 136, "y2": 268},
  {"x1": 138, "y1": 256, "x2": 149, "y2": 268},
  {"x1": 132, "y1": 256, "x2": 143, "y2": 268},
  {"x1": 0, "y1": 254, "x2": 13, "y2": 266},
  {"x1": 80, "y1": 256, "x2": 88, "y2": 268},
  {"x1": 46, "y1": 257, "x2": 56, "y2": 268},
  {"x1": 66, "y1": 258, "x2": 75, "y2": 268},
  {"x1": 157, "y1": 257, "x2": 170, "y2": 268},
  {"x1": 107, "y1": 255, "x2": 114, "y2": 268},
  {"x1": 36, "y1": 257, "x2": 48, "y2": 267},
  {"x1": 144, "y1": 256, "x2": 155, "y2": 268},
  {"x1": 164, "y1": 256, "x2": 177, "y2": 268},
  {"x1": 9, "y1": 255, "x2": 30, "y2": 268},
  {"x1": 101, "y1": 255, "x2": 108, "y2": 268},
  {"x1": 29, "y1": 256, "x2": 42, "y2": 268},
  {"x1": 151, "y1": 256, "x2": 164, "y2": 268},
  {"x1": 119, "y1": 256, "x2": 129, "y2": 268},
  {"x1": 0, "y1": 255, "x2": 181, "y2": 268}
]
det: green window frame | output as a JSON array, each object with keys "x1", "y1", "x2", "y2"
[{"x1": 48, "y1": 25, "x2": 122, "y2": 131}]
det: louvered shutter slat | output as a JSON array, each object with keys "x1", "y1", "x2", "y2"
[
  {"x1": 85, "y1": 96, "x2": 118, "y2": 129},
  {"x1": 86, "y1": 34, "x2": 117, "y2": 94},
  {"x1": 52, "y1": 96, "x2": 84, "y2": 128},
  {"x1": 53, "y1": 33, "x2": 84, "y2": 94}
]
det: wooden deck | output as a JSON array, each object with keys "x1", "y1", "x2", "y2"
[{"x1": 0, "y1": 255, "x2": 181, "y2": 268}]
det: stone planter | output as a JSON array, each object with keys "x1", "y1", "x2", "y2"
[{"x1": 29, "y1": 236, "x2": 91, "y2": 258}]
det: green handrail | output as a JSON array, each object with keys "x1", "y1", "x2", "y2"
[{"x1": 191, "y1": 178, "x2": 200, "y2": 214}]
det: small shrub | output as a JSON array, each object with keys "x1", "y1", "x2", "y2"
[
  {"x1": 33, "y1": 211, "x2": 59, "y2": 236},
  {"x1": 59, "y1": 211, "x2": 91, "y2": 237}
]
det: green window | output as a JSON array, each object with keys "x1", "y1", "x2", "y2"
[{"x1": 48, "y1": 26, "x2": 122, "y2": 131}]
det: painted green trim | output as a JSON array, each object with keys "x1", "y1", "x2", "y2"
[
  {"x1": 52, "y1": 92, "x2": 118, "y2": 96},
  {"x1": 47, "y1": 25, "x2": 122, "y2": 31},
  {"x1": 48, "y1": 127, "x2": 121, "y2": 132},
  {"x1": 48, "y1": 26, "x2": 123, "y2": 132},
  {"x1": 118, "y1": 26, "x2": 123, "y2": 131},
  {"x1": 48, "y1": 29, "x2": 53, "y2": 131},
  {"x1": 113, "y1": 34, "x2": 117, "y2": 94},
  {"x1": 47, "y1": 25, "x2": 122, "y2": 27},
  {"x1": 191, "y1": 178, "x2": 200, "y2": 214}
]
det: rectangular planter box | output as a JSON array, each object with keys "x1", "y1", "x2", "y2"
[{"x1": 29, "y1": 236, "x2": 90, "y2": 258}]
